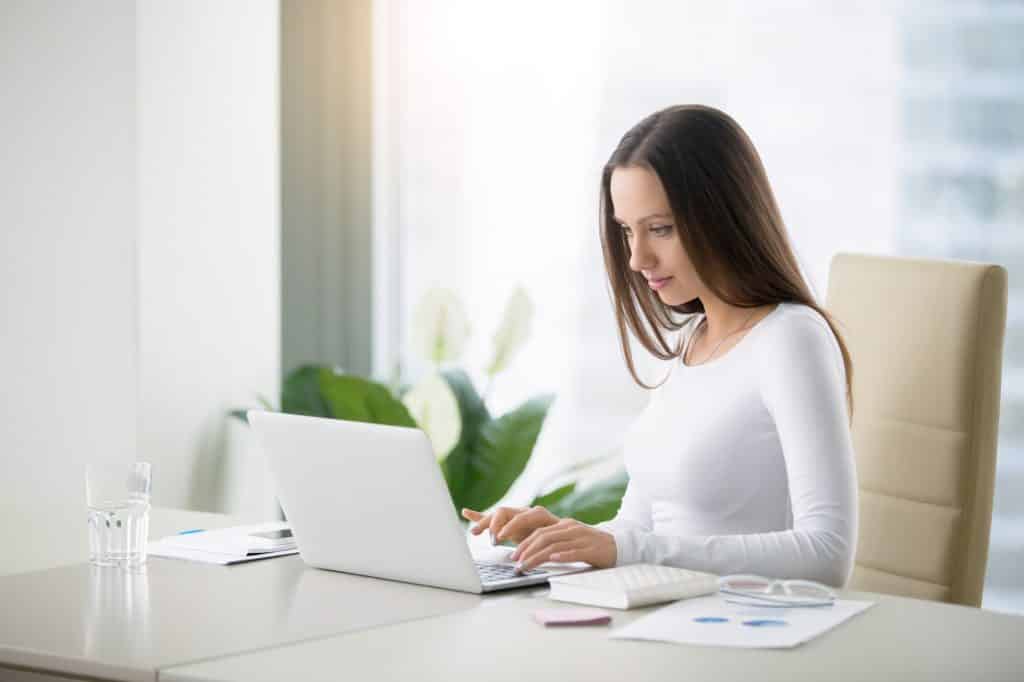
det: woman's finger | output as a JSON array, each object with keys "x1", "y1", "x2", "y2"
[
  {"x1": 487, "y1": 507, "x2": 523, "y2": 542},
  {"x1": 464, "y1": 510, "x2": 491, "y2": 535},
  {"x1": 511, "y1": 523, "x2": 581, "y2": 561},
  {"x1": 517, "y1": 540, "x2": 586, "y2": 572},
  {"x1": 497, "y1": 507, "x2": 555, "y2": 543}
]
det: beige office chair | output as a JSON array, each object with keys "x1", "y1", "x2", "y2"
[{"x1": 825, "y1": 252, "x2": 1008, "y2": 607}]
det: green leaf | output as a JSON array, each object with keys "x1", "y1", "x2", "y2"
[
  {"x1": 530, "y1": 450, "x2": 621, "y2": 500},
  {"x1": 530, "y1": 481, "x2": 576, "y2": 509},
  {"x1": 546, "y1": 469, "x2": 629, "y2": 525},
  {"x1": 459, "y1": 394, "x2": 555, "y2": 512},
  {"x1": 439, "y1": 369, "x2": 491, "y2": 507},
  {"x1": 281, "y1": 365, "x2": 331, "y2": 417},
  {"x1": 318, "y1": 369, "x2": 416, "y2": 427}
]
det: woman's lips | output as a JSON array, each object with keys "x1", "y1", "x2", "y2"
[{"x1": 649, "y1": 276, "x2": 672, "y2": 291}]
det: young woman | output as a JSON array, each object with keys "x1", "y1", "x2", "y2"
[{"x1": 462, "y1": 104, "x2": 858, "y2": 588}]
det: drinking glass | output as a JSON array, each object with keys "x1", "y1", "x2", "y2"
[{"x1": 86, "y1": 462, "x2": 152, "y2": 568}]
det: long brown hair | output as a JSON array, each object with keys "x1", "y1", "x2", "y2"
[{"x1": 599, "y1": 104, "x2": 854, "y2": 423}]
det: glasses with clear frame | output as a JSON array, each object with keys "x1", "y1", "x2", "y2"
[{"x1": 717, "y1": 574, "x2": 837, "y2": 607}]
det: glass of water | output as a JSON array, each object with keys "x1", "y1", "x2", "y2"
[{"x1": 86, "y1": 462, "x2": 152, "y2": 568}]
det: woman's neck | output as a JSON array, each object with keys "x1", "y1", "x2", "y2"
[{"x1": 699, "y1": 300, "x2": 776, "y2": 344}]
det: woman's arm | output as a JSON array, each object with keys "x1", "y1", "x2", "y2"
[
  {"x1": 596, "y1": 314, "x2": 858, "y2": 588},
  {"x1": 592, "y1": 473, "x2": 653, "y2": 560}
]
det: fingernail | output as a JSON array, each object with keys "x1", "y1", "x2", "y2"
[{"x1": 514, "y1": 562, "x2": 524, "y2": 574}]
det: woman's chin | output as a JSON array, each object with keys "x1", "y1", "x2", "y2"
[{"x1": 656, "y1": 288, "x2": 686, "y2": 306}]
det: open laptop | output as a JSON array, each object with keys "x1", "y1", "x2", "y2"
[{"x1": 247, "y1": 410, "x2": 590, "y2": 593}]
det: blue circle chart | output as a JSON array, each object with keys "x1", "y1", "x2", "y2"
[{"x1": 742, "y1": 619, "x2": 789, "y2": 627}]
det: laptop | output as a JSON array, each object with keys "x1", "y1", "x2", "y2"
[{"x1": 247, "y1": 410, "x2": 590, "y2": 593}]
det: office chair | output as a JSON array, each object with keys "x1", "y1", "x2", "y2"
[{"x1": 825, "y1": 252, "x2": 1008, "y2": 607}]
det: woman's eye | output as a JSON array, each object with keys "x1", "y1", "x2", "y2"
[{"x1": 652, "y1": 225, "x2": 673, "y2": 236}]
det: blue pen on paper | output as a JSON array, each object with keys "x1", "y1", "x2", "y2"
[{"x1": 177, "y1": 529, "x2": 205, "y2": 535}]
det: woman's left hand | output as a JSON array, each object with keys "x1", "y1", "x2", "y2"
[{"x1": 509, "y1": 518, "x2": 617, "y2": 572}]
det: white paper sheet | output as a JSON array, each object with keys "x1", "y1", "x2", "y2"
[
  {"x1": 146, "y1": 543, "x2": 298, "y2": 565},
  {"x1": 147, "y1": 522, "x2": 299, "y2": 565},
  {"x1": 610, "y1": 593, "x2": 875, "y2": 649}
]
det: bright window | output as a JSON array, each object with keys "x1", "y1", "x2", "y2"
[{"x1": 374, "y1": 0, "x2": 1023, "y2": 614}]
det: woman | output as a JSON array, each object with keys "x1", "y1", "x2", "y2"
[{"x1": 462, "y1": 104, "x2": 858, "y2": 588}]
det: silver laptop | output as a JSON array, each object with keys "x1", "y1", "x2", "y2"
[{"x1": 247, "y1": 410, "x2": 589, "y2": 593}]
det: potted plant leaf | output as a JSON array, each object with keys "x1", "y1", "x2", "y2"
[{"x1": 231, "y1": 286, "x2": 628, "y2": 524}]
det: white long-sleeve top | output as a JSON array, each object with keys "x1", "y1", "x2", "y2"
[{"x1": 595, "y1": 302, "x2": 858, "y2": 588}]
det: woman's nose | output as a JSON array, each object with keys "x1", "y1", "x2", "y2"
[{"x1": 628, "y1": 239, "x2": 654, "y2": 272}]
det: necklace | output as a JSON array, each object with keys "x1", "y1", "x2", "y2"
[{"x1": 686, "y1": 308, "x2": 761, "y2": 366}]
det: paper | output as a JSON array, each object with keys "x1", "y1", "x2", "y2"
[
  {"x1": 147, "y1": 522, "x2": 299, "y2": 565},
  {"x1": 610, "y1": 593, "x2": 875, "y2": 649},
  {"x1": 146, "y1": 543, "x2": 298, "y2": 565}
]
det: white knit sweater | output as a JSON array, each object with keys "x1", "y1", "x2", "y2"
[{"x1": 595, "y1": 302, "x2": 858, "y2": 588}]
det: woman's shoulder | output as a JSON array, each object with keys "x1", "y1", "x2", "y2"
[{"x1": 758, "y1": 302, "x2": 839, "y2": 352}]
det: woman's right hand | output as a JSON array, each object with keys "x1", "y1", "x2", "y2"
[{"x1": 461, "y1": 506, "x2": 560, "y2": 544}]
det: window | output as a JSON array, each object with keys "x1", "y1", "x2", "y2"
[{"x1": 375, "y1": 0, "x2": 1023, "y2": 614}]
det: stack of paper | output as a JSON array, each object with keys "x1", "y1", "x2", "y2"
[{"x1": 148, "y1": 522, "x2": 299, "y2": 565}]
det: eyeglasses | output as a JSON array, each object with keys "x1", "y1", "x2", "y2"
[{"x1": 718, "y1": 574, "x2": 837, "y2": 607}]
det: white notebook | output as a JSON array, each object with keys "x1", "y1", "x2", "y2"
[{"x1": 547, "y1": 564, "x2": 720, "y2": 610}]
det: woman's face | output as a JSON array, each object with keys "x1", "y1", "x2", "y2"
[{"x1": 609, "y1": 165, "x2": 702, "y2": 306}]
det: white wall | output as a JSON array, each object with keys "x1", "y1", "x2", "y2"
[
  {"x1": 0, "y1": 1, "x2": 139, "y2": 510},
  {"x1": 1, "y1": 1, "x2": 280, "y2": 519},
  {"x1": 137, "y1": 0, "x2": 280, "y2": 514}
]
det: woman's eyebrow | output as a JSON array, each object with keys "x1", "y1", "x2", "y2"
[{"x1": 612, "y1": 213, "x2": 672, "y2": 224}]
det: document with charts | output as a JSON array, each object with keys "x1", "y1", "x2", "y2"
[{"x1": 610, "y1": 593, "x2": 875, "y2": 649}]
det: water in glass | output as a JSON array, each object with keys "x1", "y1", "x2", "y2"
[
  {"x1": 86, "y1": 461, "x2": 151, "y2": 568},
  {"x1": 88, "y1": 499, "x2": 150, "y2": 567}
]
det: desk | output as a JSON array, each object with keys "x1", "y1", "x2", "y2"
[
  {"x1": 0, "y1": 503, "x2": 244, "y2": 579},
  {"x1": 161, "y1": 587, "x2": 1024, "y2": 682},
  {"x1": 2, "y1": 508, "x2": 1023, "y2": 682},
  {"x1": 0, "y1": 507, "x2": 478, "y2": 681}
]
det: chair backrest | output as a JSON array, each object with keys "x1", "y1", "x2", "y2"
[{"x1": 825, "y1": 252, "x2": 1007, "y2": 607}]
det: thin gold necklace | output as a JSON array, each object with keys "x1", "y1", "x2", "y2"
[{"x1": 687, "y1": 308, "x2": 760, "y2": 366}]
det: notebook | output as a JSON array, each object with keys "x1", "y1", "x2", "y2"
[{"x1": 547, "y1": 564, "x2": 720, "y2": 610}]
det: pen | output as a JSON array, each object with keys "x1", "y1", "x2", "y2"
[{"x1": 178, "y1": 528, "x2": 205, "y2": 535}]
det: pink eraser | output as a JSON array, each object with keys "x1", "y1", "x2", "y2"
[{"x1": 532, "y1": 608, "x2": 612, "y2": 626}]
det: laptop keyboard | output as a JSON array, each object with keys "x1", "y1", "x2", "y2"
[{"x1": 475, "y1": 561, "x2": 548, "y2": 583}]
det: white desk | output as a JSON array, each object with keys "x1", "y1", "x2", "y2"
[
  {"x1": 0, "y1": 503, "x2": 244, "y2": 579},
  {"x1": 0, "y1": 507, "x2": 478, "y2": 682},
  {"x1": 161, "y1": 586, "x2": 1024, "y2": 682},
  {"x1": 2, "y1": 507, "x2": 1024, "y2": 682}
]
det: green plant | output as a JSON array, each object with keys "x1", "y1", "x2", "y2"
[{"x1": 231, "y1": 286, "x2": 628, "y2": 523}]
